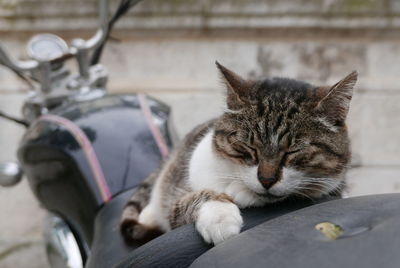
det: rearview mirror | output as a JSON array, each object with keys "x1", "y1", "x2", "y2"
[{"x1": 0, "y1": 161, "x2": 23, "y2": 187}]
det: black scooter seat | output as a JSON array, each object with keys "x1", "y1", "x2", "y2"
[
  {"x1": 86, "y1": 189, "x2": 335, "y2": 268},
  {"x1": 191, "y1": 193, "x2": 400, "y2": 268},
  {"x1": 87, "y1": 190, "x2": 400, "y2": 268}
]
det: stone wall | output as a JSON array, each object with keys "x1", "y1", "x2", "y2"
[
  {"x1": 1, "y1": 1, "x2": 400, "y2": 267},
  {"x1": 1, "y1": 0, "x2": 400, "y2": 31}
]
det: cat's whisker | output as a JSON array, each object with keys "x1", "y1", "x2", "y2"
[
  {"x1": 215, "y1": 175, "x2": 244, "y2": 183},
  {"x1": 292, "y1": 190, "x2": 315, "y2": 201},
  {"x1": 295, "y1": 179, "x2": 338, "y2": 193}
]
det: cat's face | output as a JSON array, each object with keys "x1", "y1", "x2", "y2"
[{"x1": 213, "y1": 62, "x2": 356, "y2": 202}]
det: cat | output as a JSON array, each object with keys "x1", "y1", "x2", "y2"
[{"x1": 120, "y1": 62, "x2": 357, "y2": 245}]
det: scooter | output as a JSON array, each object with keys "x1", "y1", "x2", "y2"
[{"x1": 1, "y1": 1, "x2": 400, "y2": 268}]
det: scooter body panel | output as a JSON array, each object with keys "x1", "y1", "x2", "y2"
[{"x1": 17, "y1": 94, "x2": 173, "y2": 245}]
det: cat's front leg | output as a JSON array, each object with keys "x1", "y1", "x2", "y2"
[
  {"x1": 120, "y1": 172, "x2": 164, "y2": 244},
  {"x1": 169, "y1": 189, "x2": 243, "y2": 245}
]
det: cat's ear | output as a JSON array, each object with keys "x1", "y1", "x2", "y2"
[
  {"x1": 216, "y1": 61, "x2": 256, "y2": 110},
  {"x1": 316, "y1": 71, "x2": 357, "y2": 123}
]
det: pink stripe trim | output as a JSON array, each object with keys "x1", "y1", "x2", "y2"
[
  {"x1": 138, "y1": 93, "x2": 169, "y2": 159},
  {"x1": 39, "y1": 114, "x2": 111, "y2": 202}
]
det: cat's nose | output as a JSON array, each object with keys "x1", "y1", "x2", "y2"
[
  {"x1": 258, "y1": 176, "x2": 278, "y2": 189},
  {"x1": 257, "y1": 161, "x2": 278, "y2": 189}
]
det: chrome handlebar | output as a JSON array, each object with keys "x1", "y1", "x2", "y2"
[
  {"x1": 0, "y1": 0, "x2": 111, "y2": 122},
  {"x1": 0, "y1": 0, "x2": 109, "y2": 78},
  {"x1": 0, "y1": 45, "x2": 39, "y2": 72}
]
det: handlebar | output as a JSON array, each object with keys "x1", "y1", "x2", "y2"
[
  {"x1": 87, "y1": 0, "x2": 110, "y2": 50},
  {"x1": 0, "y1": 44, "x2": 38, "y2": 72},
  {"x1": 0, "y1": 0, "x2": 109, "y2": 75},
  {"x1": 0, "y1": 0, "x2": 143, "y2": 100},
  {"x1": 0, "y1": 0, "x2": 144, "y2": 123}
]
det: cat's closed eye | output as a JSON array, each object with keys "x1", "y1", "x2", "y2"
[
  {"x1": 231, "y1": 142, "x2": 259, "y2": 165},
  {"x1": 285, "y1": 148, "x2": 302, "y2": 156},
  {"x1": 226, "y1": 132, "x2": 259, "y2": 164},
  {"x1": 280, "y1": 147, "x2": 304, "y2": 166}
]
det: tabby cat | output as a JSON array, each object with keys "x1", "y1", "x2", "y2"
[{"x1": 120, "y1": 62, "x2": 357, "y2": 245}]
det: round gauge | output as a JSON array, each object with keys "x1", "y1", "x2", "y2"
[{"x1": 27, "y1": 34, "x2": 69, "y2": 62}]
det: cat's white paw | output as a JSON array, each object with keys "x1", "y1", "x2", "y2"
[
  {"x1": 225, "y1": 181, "x2": 266, "y2": 208},
  {"x1": 138, "y1": 205, "x2": 158, "y2": 227},
  {"x1": 196, "y1": 200, "x2": 243, "y2": 245}
]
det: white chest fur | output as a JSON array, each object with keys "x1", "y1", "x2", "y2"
[{"x1": 188, "y1": 130, "x2": 267, "y2": 208}]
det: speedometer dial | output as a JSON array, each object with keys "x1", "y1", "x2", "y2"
[{"x1": 27, "y1": 34, "x2": 69, "y2": 62}]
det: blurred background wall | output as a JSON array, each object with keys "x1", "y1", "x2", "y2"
[{"x1": 1, "y1": 0, "x2": 400, "y2": 267}]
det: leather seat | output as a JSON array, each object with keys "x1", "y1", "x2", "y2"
[
  {"x1": 86, "y1": 189, "x2": 335, "y2": 268},
  {"x1": 191, "y1": 193, "x2": 400, "y2": 268},
  {"x1": 86, "y1": 189, "x2": 400, "y2": 268}
]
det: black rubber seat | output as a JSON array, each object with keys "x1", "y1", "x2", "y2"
[
  {"x1": 191, "y1": 194, "x2": 400, "y2": 268},
  {"x1": 86, "y1": 188, "x2": 334, "y2": 268},
  {"x1": 85, "y1": 189, "x2": 137, "y2": 268}
]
